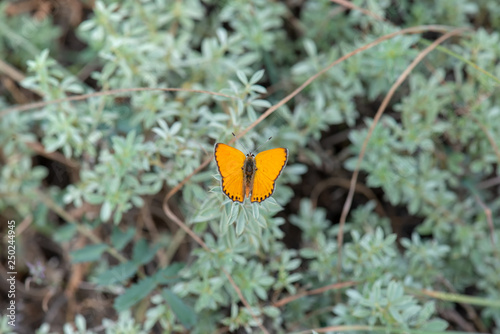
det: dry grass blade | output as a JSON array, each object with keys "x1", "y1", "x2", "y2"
[
  {"x1": 237, "y1": 25, "x2": 453, "y2": 139},
  {"x1": 273, "y1": 281, "x2": 356, "y2": 308},
  {"x1": 0, "y1": 87, "x2": 235, "y2": 117},
  {"x1": 336, "y1": 28, "x2": 469, "y2": 284},
  {"x1": 330, "y1": 0, "x2": 386, "y2": 22}
]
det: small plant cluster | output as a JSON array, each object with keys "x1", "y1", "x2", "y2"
[{"x1": 0, "y1": 0, "x2": 499, "y2": 333}]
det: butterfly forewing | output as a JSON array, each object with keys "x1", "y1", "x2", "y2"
[
  {"x1": 214, "y1": 143, "x2": 246, "y2": 202},
  {"x1": 251, "y1": 148, "x2": 288, "y2": 203}
]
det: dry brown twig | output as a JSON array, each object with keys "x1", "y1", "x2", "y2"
[
  {"x1": 335, "y1": 28, "x2": 468, "y2": 287},
  {"x1": 310, "y1": 176, "x2": 387, "y2": 217},
  {"x1": 272, "y1": 281, "x2": 357, "y2": 308},
  {"x1": 330, "y1": 0, "x2": 386, "y2": 22}
]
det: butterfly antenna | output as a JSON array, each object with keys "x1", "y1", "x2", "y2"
[
  {"x1": 254, "y1": 136, "x2": 272, "y2": 153},
  {"x1": 232, "y1": 132, "x2": 251, "y2": 154}
]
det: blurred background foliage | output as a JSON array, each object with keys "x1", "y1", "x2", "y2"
[{"x1": 0, "y1": 0, "x2": 499, "y2": 333}]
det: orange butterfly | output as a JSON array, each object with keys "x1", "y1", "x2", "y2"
[{"x1": 214, "y1": 142, "x2": 288, "y2": 203}]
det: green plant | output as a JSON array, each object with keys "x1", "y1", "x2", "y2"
[{"x1": 1, "y1": 0, "x2": 500, "y2": 333}]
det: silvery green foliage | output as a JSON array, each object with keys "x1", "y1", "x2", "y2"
[
  {"x1": 32, "y1": 312, "x2": 155, "y2": 334},
  {"x1": 333, "y1": 280, "x2": 448, "y2": 331},
  {"x1": 1, "y1": 0, "x2": 499, "y2": 332}
]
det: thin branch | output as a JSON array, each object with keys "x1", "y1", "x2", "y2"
[
  {"x1": 310, "y1": 176, "x2": 387, "y2": 217},
  {"x1": 0, "y1": 87, "x2": 236, "y2": 117},
  {"x1": 235, "y1": 25, "x2": 453, "y2": 141},
  {"x1": 35, "y1": 189, "x2": 128, "y2": 264},
  {"x1": 162, "y1": 160, "x2": 212, "y2": 253},
  {"x1": 0, "y1": 59, "x2": 30, "y2": 83},
  {"x1": 273, "y1": 281, "x2": 356, "y2": 308},
  {"x1": 473, "y1": 194, "x2": 497, "y2": 257},
  {"x1": 26, "y1": 141, "x2": 80, "y2": 169},
  {"x1": 292, "y1": 325, "x2": 376, "y2": 334},
  {"x1": 330, "y1": 0, "x2": 386, "y2": 22},
  {"x1": 161, "y1": 160, "x2": 269, "y2": 333},
  {"x1": 336, "y1": 28, "x2": 468, "y2": 286}
]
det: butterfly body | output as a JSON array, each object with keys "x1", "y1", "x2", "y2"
[
  {"x1": 243, "y1": 154, "x2": 256, "y2": 198},
  {"x1": 214, "y1": 143, "x2": 288, "y2": 203}
]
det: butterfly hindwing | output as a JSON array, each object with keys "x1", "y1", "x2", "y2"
[
  {"x1": 214, "y1": 143, "x2": 246, "y2": 202},
  {"x1": 251, "y1": 148, "x2": 288, "y2": 203}
]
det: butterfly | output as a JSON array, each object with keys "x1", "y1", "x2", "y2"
[{"x1": 214, "y1": 142, "x2": 288, "y2": 203}]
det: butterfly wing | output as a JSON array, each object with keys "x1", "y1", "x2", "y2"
[
  {"x1": 251, "y1": 148, "x2": 288, "y2": 203},
  {"x1": 214, "y1": 143, "x2": 246, "y2": 202}
]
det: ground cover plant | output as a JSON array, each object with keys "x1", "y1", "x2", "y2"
[{"x1": 0, "y1": 0, "x2": 500, "y2": 333}]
